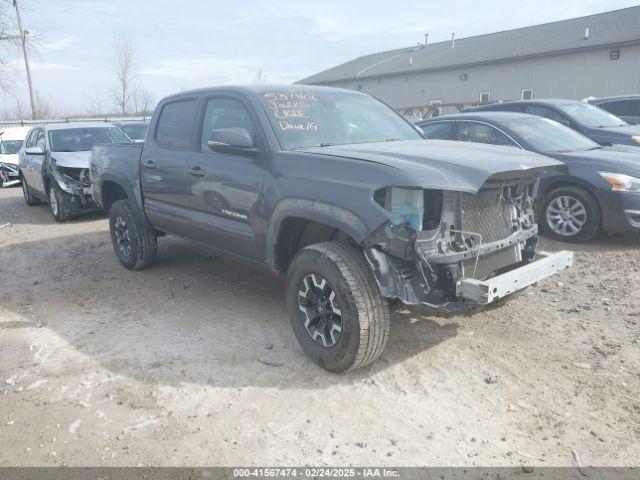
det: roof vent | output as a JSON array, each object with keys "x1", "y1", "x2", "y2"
[
  {"x1": 584, "y1": 27, "x2": 590, "y2": 39},
  {"x1": 450, "y1": 33, "x2": 455, "y2": 48}
]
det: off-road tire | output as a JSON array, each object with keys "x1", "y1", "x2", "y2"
[
  {"x1": 540, "y1": 185, "x2": 600, "y2": 243},
  {"x1": 109, "y1": 199, "x2": 157, "y2": 270},
  {"x1": 285, "y1": 241, "x2": 390, "y2": 373},
  {"x1": 47, "y1": 182, "x2": 69, "y2": 222},
  {"x1": 21, "y1": 173, "x2": 41, "y2": 206}
]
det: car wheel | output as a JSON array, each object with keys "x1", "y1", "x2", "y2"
[
  {"x1": 109, "y1": 199, "x2": 157, "y2": 270},
  {"x1": 47, "y1": 183, "x2": 69, "y2": 222},
  {"x1": 285, "y1": 241, "x2": 390, "y2": 372},
  {"x1": 540, "y1": 186, "x2": 600, "y2": 242},
  {"x1": 21, "y1": 174, "x2": 41, "y2": 206}
]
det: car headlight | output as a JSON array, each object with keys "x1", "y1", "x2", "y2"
[
  {"x1": 598, "y1": 172, "x2": 640, "y2": 192},
  {"x1": 632, "y1": 136, "x2": 640, "y2": 145}
]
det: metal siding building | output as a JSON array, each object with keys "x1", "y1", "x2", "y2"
[{"x1": 298, "y1": 7, "x2": 640, "y2": 115}]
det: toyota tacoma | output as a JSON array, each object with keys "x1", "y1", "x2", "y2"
[{"x1": 90, "y1": 85, "x2": 573, "y2": 372}]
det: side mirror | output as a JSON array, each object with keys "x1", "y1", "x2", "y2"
[
  {"x1": 25, "y1": 146, "x2": 44, "y2": 155},
  {"x1": 207, "y1": 128, "x2": 256, "y2": 155}
]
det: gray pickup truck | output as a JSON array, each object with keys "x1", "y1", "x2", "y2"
[{"x1": 90, "y1": 85, "x2": 573, "y2": 372}]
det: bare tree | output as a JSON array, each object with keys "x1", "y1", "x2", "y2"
[
  {"x1": 85, "y1": 87, "x2": 106, "y2": 116},
  {"x1": 0, "y1": 98, "x2": 29, "y2": 120},
  {"x1": 110, "y1": 36, "x2": 136, "y2": 115},
  {"x1": 132, "y1": 88, "x2": 154, "y2": 115},
  {"x1": 33, "y1": 92, "x2": 59, "y2": 119}
]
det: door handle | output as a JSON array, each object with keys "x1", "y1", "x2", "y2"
[
  {"x1": 188, "y1": 166, "x2": 206, "y2": 177},
  {"x1": 142, "y1": 159, "x2": 156, "y2": 169}
]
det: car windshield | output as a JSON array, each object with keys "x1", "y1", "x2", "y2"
[
  {"x1": 557, "y1": 102, "x2": 627, "y2": 128},
  {"x1": 122, "y1": 124, "x2": 148, "y2": 140},
  {"x1": 257, "y1": 89, "x2": 422, "y2": 150},
  {"x1": 0, "y1": 140, "x2": 23, "y2": 155},
  {"x1": 503, "y1": 117, "x2": 599, "y2": 152},
  {"x1": 49, "y1": 127, "x2": 130, "y2": 152}
]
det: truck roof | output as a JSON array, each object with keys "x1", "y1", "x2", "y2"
[{"x1": 161, "y1": 84, "x2": 362, "y2": 101}]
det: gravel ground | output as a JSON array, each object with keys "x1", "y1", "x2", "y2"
[{"x1": 0, "y1": 186, "x2": 639, "y2": 467}]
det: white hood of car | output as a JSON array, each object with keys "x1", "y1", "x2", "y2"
[
  {"x1": 50, "y1": 150, "x2": 92, "y2": 169},
  {"x1": 0, "y1": 153, "x2": 19, "y2": 166}
]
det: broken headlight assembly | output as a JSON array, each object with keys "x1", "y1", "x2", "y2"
[{"x1": 375, "y1": 187, "x2": 424, "y2": 231}]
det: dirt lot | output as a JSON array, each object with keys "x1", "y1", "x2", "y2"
[{"x1": 0, "y1": 185, "x2": 639, "y2": 467}]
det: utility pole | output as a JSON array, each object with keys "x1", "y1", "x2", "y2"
[{"x1": 12, "y1": 0, "x2": 36, "y2": 119}]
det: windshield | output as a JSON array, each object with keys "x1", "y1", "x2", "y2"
[
  {"x1": 557, "y1": 102, "x2": 627, "y2": 128},
  {"x1": 257, "y1": 90, "x2": 422, "y2": 149},
  {"x1": 0, "y1": 140, "x2": 23, "y2": 155},
  {"x1": 122, "y1": 124, "x2": 148, "y2": 140},
  {"x1": 49, "y1": 127, "x2": 130, "y2": 152},
  {"x1": 503, "y1": 117, "x2": 599, "y2": 152}
]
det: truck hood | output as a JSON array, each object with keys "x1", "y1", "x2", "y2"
[
  {"x1": 50, "y1": 151, "x2": 92, "y2": 169},
  {"x1": 304, "y1": 140, "x2": 565, "y2": 193}
]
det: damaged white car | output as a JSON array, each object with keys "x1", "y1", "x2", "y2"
[
  {"x1": 0, "y1": 126, "x2": 31, "y2": 187},
  {"x1": 19, "y1": 122, "x2": 131, "y2": 221}
]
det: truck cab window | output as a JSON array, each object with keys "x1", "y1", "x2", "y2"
[
  {"x1": 200, "y1": 98, "x2": 257, "y2": 151},
  {"x1": 155, "y1": 99, "x2": 198, "y2": 150}
]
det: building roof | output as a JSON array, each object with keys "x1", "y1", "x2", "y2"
[{"x1": 298, "y1": 6, "x2": 640, "y2": 85}]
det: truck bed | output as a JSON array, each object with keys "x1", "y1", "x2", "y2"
[{"x1": 89, "y1": 143, "x2": 144, "y2": 210}]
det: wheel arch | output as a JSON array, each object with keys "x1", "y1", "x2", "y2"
[
  {"x1": 539, "y1": 177, "x2": 602, "y2": 222},
  {"x1": 266, "y1": 199, "x2": 372, "y2": 275}
]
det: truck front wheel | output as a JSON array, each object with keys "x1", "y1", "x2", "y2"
[
  {"x1": 285, "y1": 241, "x2": 390, "y2": 372},
  {"x1": 109, "y1": 199, "x2": 157, "y2": 270}
]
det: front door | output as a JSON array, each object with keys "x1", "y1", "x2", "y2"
[
  {"x1": 186, "y1": 96, "x2": 265, "y2": 260},
  {"x1": 25, "y1": 129, "x2": 47, "y2": 194},
  {"x1": 141, "y1": 98, "x2": 198, "y2": 234}
]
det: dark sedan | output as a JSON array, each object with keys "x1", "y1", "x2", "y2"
[
  {"x1": 418, "y1": 112, "x2": 640, "y2": 242},
  {"x1": 470, "y1": 99, "x2": 640, "y2": 148},
  {"x1": 588, "y1": 95, "x2": 640, "y2": 125}
]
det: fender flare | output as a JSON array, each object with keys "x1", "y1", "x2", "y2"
[
  {"x1": 265, "y1": 198, "x2": 371, "y2": 272},
  {"x1": 99, "y1": 171, "x2": 146, "y2": 221}
]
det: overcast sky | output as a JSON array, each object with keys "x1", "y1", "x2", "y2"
[{"x1": 1, "y1": 0, "x2": 638, "y2": 115}]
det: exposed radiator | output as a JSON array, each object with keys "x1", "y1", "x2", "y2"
[{"x1": 462, "y1": 188, "x2": 520, "y2": 280}]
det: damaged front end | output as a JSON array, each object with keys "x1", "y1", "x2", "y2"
[
  {"x1": 0, "y1": 161, "x2": 21, "y2": 187},
  {"x1": 48, "y1": 160, "x2": 98, "y2": 214},
  {"x1": 364, "y1": 177, "x2": 573, "y2": 314}
]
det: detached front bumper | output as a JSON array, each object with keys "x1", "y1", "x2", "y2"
[
  {"x1": 0, "y1": 163, "x2": 21, "y2": 187},
  {"x1": 456, "y1": 250, "x2": 573, "y2": 304}
]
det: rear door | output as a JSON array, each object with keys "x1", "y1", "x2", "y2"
[
  {"x1": 186, "y1": 95, "x2": 265, "y2": 260},
  {"x1": 141, "y1": 98, "x2": 199, "y2": 234}
]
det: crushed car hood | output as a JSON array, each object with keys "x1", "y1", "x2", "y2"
[
  {"x1": 50, "y1": 151, "x2": 92, "y2": 168},
  {"x1": 304, "y1": 140, "x2": 565, "y2": 193}
]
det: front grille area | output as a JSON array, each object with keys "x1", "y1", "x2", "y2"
[
  {"x1": 461, "y1": 188, "x2": 520, "y2": 280},
  {"x1": 462, "y1": 188, "x2": 514, "y2": 243}
]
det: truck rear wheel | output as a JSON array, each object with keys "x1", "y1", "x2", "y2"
[
  {"x1": 285, "y1": 241, "x2": 390, "y2": 372},
  {"x1": 109, "y1": 199, "x2": 157, "y2": 270}
]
